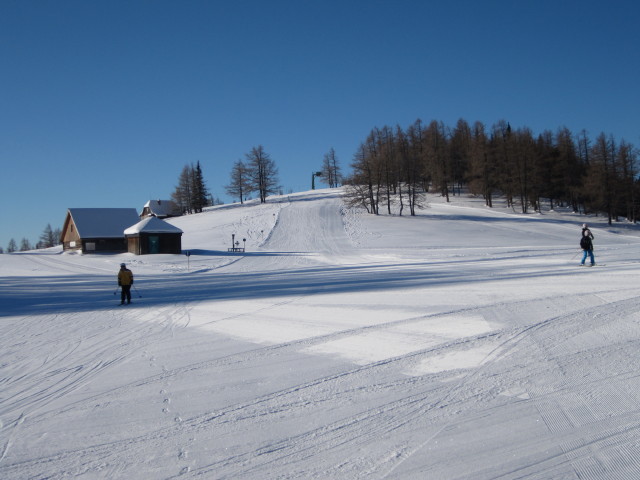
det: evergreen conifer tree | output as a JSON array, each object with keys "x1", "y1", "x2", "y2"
[
  {"x1": 191, "y1": 161, "x2": 210, "y2": 213},
  {"x1": 20, "y1": 238, "x2": 32, "y2": 251},
  {"x1": 39, "y1": 224, "x2": 57, "y2": 248}
]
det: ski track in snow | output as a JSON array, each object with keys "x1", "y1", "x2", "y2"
[{"x1": 3, "y1": 190, "x2": 640, "y2": 478}]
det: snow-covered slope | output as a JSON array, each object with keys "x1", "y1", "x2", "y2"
[{"x1": 3, "y1": 189, "x2": 640, "y2": 479}]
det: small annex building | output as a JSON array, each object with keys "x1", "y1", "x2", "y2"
[
  {"x1": 61, "y1": 208, "x2": 140, "y2": 253},
  {"x1": 140, "y1": 200, "x2": 182, "y2": 219},
  {"x1": 124, "y1": 216, "x2": 183, "y2": 255}
]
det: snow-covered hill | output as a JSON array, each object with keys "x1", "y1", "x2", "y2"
[{"x1": 3, "y1": 189, "x2": 640, "y2": 479}]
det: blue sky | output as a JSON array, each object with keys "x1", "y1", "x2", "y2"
[{"x1": 1, "y1": 0, "x2": 638, "y2": 250}]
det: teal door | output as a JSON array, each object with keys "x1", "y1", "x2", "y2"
[{"x1": 149, "y1": 236, "x2": 160, "y2": 254}]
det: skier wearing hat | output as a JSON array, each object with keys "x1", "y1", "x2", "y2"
[
  {"x1": 117, "y1": 263, "x2": 134, "y2": 304},
  {"x1": 580, "y1": 224, "x2": 595, "y2": 266}
]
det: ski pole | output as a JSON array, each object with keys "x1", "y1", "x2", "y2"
[
  {"x1": 114, "y1": 286, "x2": 120, "y2": 296},
  {"x1": 133, "y1": 284, "x2": 142, "y2": 298}
]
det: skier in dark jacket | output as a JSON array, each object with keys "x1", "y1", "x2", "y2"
[
  {"x1": 118, "y1": 263, "x2": 134, "y2": 304},
  {"x1": 580, "y1": 223, "x2": 595, "y2": 266}
]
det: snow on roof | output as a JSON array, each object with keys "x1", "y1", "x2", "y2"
[
  {"x1": 142, "y1": 200, "x2": 181, "y2": 217},
  {"x1": 68, "y1": 208, "x2": 140, "y2": 238},
  {"x1": 124, "y1": 215, "x2": 183, "y2": 235}
]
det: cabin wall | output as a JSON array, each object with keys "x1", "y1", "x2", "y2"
[
  {"x1": 61, "y1": 219, "x2": 82, "y2": 251},
  {"x1": 127, "y1": 236, "x2": 141, "y2": 255},
  {"x1": 81, "y1": 238, "x2": 128, "y2": 253},
  {"x1": 126, "y1": 233, "x2": 182, "y2": 255}
]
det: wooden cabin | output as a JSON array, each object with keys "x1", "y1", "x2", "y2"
[
  {"x1": 140, "y1": 200, "x2": 182, "y2": 219},
  {"x1": 60, "y1": 208, "x2": 140, "y2": 253},
  {"x1": 124, "y1": 216, "x2": 183, "y2": 255}
]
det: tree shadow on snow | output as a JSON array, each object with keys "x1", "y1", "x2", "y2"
[
  {"x1": 185, "y1": 249, "x2": 307, "y2": 257},
  {"x1": 1, "y1": 259, "x2": 581, "y2": 318}
]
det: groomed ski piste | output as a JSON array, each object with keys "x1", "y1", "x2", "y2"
[{"x1": 3, "y1": 188, "x2": 640, "y2": 479}]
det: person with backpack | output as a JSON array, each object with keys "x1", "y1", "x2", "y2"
[
  {"x1": 118, "y1": 263, "x2": 134, "y2": 304},
  {"x1": 580, "y1": 223, "x2": 595, "y2": 266}
]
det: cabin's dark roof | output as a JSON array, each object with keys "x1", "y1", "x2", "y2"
[{"x1": 67, "y1": 208, "x2": 140, "y2": 238}]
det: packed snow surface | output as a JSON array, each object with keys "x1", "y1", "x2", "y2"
[{"x1": 3, "y1": 189, "x2": 640, "y2": 479}]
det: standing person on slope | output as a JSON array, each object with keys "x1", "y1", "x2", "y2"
[
  {"x1": 580, "y1": 223, "x2": 595, "y2": 266},
  {"x1": 118, "y1": 263, "x2": 134, "y2": 304}
]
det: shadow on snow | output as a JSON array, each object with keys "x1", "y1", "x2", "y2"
[{"x1": 1, "y1": 256, "x2": 580, "y2": 318}]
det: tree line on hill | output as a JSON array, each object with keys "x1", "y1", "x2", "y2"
[
  {"x1": 4, "y1": 123, "x2": 635, "y2": 253},
  {"x1": 172, "y1": 146, "x2": 287, "y2": 213},
  {"x1": 345, "y1": 118, "x2": 638, "y2": 224},
  {"x1": 224, "y1": 145, "x2": 343, "y2": 204},
  {"x1": 225, "y1": 146, "x2": 281, "y2": 204},
  {"x1": 171, "y1": 161, "x2": 212, "y2": 214},
  {"x1": 176, "y1": 144, "x2": 344, "y2": 211},
  {"x1": 3, "y1": 224, "x2": 62, "y2": 253}
]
